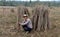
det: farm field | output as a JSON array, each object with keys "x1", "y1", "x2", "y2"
[{"x1": 0, "y1": 6, "x2": 60, "y2": 37}]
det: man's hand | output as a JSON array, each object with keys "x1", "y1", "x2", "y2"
[{"x1": 18, "y1": 22, "x2": 20, "y2": 25}]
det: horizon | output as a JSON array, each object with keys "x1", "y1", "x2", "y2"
[{"x1": 0, "y1": 0, "x2": 60, "y2": 1}]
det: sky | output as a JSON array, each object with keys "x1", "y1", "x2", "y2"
[{"x1": 5, "y1": 0, "x2": 60, "y2": 1}]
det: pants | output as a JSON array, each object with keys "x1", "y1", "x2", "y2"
[{"x1": 22, "y1": 25, "x2": 32, "y2": 32}]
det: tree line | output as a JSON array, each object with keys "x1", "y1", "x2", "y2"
[{"x1": 0, "y1": 1, "x2": 60, "y2": 7}]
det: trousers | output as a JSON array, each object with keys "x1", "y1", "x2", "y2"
[{"x1": 22, "y1": 25, "x2": 32, "y2": 32}]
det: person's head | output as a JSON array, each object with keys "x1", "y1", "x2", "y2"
[{"x1": 23, "y1": 14, "x2": 28, "y2": 20}]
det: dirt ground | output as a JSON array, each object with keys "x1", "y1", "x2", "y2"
[{"x1": 0, "y1": 6, "x2": 60, "y2": 37}]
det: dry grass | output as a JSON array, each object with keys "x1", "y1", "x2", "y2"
[{"x1": 0, "y1": 6, "x2": 60, "y2": 37}]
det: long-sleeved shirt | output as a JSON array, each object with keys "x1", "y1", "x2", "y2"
[{"x1": 20, "y1": 18, "x2": 33, "y2": 28}]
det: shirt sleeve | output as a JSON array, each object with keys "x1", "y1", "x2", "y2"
[{"x1": 20, "y1": 20, "x2": 29, "y2": 25}]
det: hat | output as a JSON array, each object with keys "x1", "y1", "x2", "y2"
[{"x1": 23, "y1": 14, "x2": 28, "y2": 17}]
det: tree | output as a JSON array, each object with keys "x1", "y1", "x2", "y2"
[
  {"x1": 1, "y1": 0, "x2": 6, "y2": 6},
  {"x1": 37, "y1": 0, "x2": 39, "y2": 1},
  {"x1": 30, "y1": 0, "x2": 31, "y2": 3}
]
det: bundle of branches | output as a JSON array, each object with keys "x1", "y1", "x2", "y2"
[
  {"x1": 16, "y1": 6, "x2": 30, "y2": 31},
  {"x1": 17, "y1": 5, "x2": 50, "y2": 32},
  {"x1": 31, "y1": 5, "x2": 50, "y2": 31}
]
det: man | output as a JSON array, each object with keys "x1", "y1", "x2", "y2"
[{"x1": 19, "y1": 14, "x2": 33, "y2": 33}]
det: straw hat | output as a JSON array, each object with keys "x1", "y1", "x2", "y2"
[{"x1": 23, "y1": 14, "x2": 28, "y2": 17}]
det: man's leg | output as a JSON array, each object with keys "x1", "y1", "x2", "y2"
[
  {"x1": 24, "y1": 27, "x2": 32, "y2": 33},
  {"x1": 22, "y1": 25, "x2": 28, "y2": 32},
  {"x1": 22, "y1": 25, "x2": 32, "y2": 33},
  {"x1": 28, "y1": 28, "x2": 32, "y2": 33}
]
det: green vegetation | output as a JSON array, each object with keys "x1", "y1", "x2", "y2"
[{"x1": 0, "y1": 1, "x2": 60, "y2": 7}]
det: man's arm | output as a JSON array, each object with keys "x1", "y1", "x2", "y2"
[{"x1": 20, "y1": 20, "x2": 29, "y2": 25}]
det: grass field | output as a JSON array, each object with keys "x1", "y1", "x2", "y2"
[{"x1": 0, "y1": 6, "x2": 60, "y2": 37}]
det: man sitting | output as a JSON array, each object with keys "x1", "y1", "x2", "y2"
[{"x1": 19, "y1": 14, "x2": 33, "y2": 33}]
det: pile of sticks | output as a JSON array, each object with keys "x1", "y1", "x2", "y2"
[{"x1": 17, "y1": 5, "x2": 50, "y2": 31}]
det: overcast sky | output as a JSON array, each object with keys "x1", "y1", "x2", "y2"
[{"x1": 5, "y1": 0, "x2": 60, "y2": 1}]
